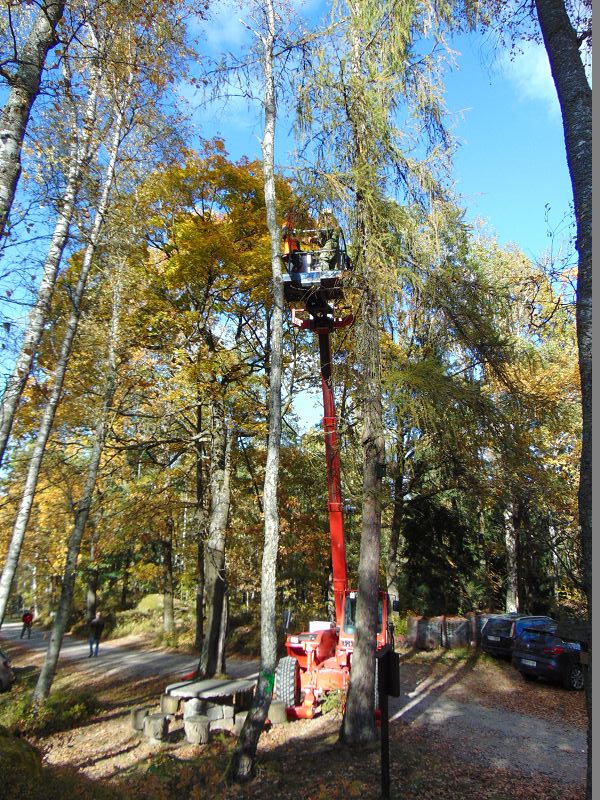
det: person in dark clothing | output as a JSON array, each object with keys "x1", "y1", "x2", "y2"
[
  {"x1": 88, "y1": 612, "x2": 105, "y2": 657},
  {"x1": 20, "y1": 607, "x2": 34, "y2": 639}
]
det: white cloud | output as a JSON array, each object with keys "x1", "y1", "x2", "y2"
[{"x1": 501, "y1": 41, "x2": 560, "y2": 116}]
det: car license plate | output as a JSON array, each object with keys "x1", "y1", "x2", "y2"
[
  {"x1": 521, "y1": 659, "x2": 536, "y2": 667},
  {"x1": 487, "y1": 635, "x2": 500, "y2": 641}
]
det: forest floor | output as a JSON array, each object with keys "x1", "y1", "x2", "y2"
[{"x1": 0, "y1": 627, "x2": 587, "y2": 800}]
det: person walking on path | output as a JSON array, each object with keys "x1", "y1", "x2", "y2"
[
  {"x1": 20, "y1": 607, "x2": 34, "y2": 639},
  {"x1": 88, "y1": 611, "x2": 105, "y2": 657}
]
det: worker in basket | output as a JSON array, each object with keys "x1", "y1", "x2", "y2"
[
  {"x1": 310, "y1": 209, "x2": 341, "y2": 270},
  {"x1": 281, "y1": 214, "x2": 301, "y2": 256}
]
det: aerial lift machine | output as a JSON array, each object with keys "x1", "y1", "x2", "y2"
[{"x1": 274, "y1": 224, "x2": 396, "y2": 718}]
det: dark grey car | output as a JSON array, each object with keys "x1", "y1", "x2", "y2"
[
  {"x1": 481, "y1": 613, "x2": 555, "y2": 658},
  {"x1": 512, "y1": 625, "x2": 585, "y2": 690}
]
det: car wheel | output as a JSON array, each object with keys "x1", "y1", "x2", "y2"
[
  {"x1": 520, "y1": 672, "x2": 537, "y2": 682},
  {"x1": 563, "y1": 664, "x2": 585, "y2": 691}
]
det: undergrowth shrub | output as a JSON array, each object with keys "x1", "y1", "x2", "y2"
[{"x1": 0, "y1": 686, "x2": 100, "y2": 736}]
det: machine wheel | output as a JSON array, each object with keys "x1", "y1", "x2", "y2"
[
  {"x1": 563, "y1": 664, "x2": 585, "y2": 691},
  {"x1": 274, "y1": 656, "x2": 300, "y2": 707}
]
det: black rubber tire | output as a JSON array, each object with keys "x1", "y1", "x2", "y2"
[
  {"x1": 520, "y1": 672, "x2": 537, "y2": 682},
  {"x1": 563, "y1": 664, "x2": 585, "y2": 691},
  {"x1": 274, "y1": 656, "x2": 300, "y2": 707}
]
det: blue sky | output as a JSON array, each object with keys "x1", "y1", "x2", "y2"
[
  {"x1": 185, "y1": 0, "x2": 574, "y2": 427},
  {"x1": 191, "y1": 2, "x2": 577, "y2": 266},
  {"x1": 190, "y1": 2, "x2": 579, "y2": 428}
]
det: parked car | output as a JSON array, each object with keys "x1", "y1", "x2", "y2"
[
  {"x1": 481, "y1": 613, "x2": 555, "y2": 658},
  {"x1": 0, "y1": 647, "x2": 15, "y2": 691},
  {"x1": 512, "y1": 624, "x2": 586, "y2": 690}
]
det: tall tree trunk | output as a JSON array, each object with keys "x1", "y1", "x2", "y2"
[
  {"x1": 504, "y1": 503, "x2": 519, "y2": 613},
  {"x1": 32, "y1": 261, "x2": 122, "y2": 703},
  {"x1": 0, "y1": 106, "x2": 126, "y2": 628},
  {"x1": 194, "y1": 395, "x2": 206, "y2": 652},
  {"x1": 216, "y1": 589, "x2": 229, "y2": 674},
  {"x1": 200, "y1": 402, "x2": 232, "y2": 677},
  {"x1": 0, "y1": 0, "x2": 65, "y2": 240},
  {"x1": 533, "y1": 2, "x2": 592, "y2": 794},
  {"x1": 0, "y1": 40, "x2": 101, "y2": 466},
  {"x1": 386, "y1": 425, "x2": 406, "y2": 602},
  {"x1": 341, "y1": 12, "x2": 384, "y2": 747},
  {"x1": 163, "y1": 518, "x2": 175, "y2": 635},
  {"x1": 231, "y1": 0, "x2": 282, "y2": 781},
  {"x1": 86, "y1": 528, "x2": 98, "y2": 621},
  {"x1": 342, "y1": 279, "x2": 383, "y2": 746}
]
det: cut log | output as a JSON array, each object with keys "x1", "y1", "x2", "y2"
[
  {"x1": 184, "y1": 714, "x2": 210, "y2": 745},
  {"x1": 268, "y1": 700, "x2": 288, "y2": 725},
  {"x1": 160, "y1": 694, "x2": 180, "y2": 715},
  {"x1": 143, "y1": 713, "x2": 169, "y2": 742},
  {"x1": 130, "y1": 707, "x2": 149, "y2": 731},
  {"x1": 184, "y1": 698, "x2": 206, "y2": 719}
]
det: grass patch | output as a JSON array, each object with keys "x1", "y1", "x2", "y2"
[
  {"x1": 399, "y1": 646, "x2": 481, "y2": 666},
  {"x1": 0, "y1": 672, "x2": 100, "y2": 736}
]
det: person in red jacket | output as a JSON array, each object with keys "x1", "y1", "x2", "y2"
[{"x1": 20, "y1": 607, "x2": 34, "y2": 639}]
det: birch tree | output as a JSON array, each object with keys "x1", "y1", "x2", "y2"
[
  {"x1": 0, "y1": 100, "x2": 127, "y2": 627},
  {"x1": 32, "y1": 256, "x2": 123, "y2": 703},
  {"x1": 0, "y1": 25, "x2": 102, "y2": 467},
  {"x1": 0, "y1": 0, "x2": 65, "y2": 240},
  {"x1": 231, "y1": 0, "x2": 284, "y2": 780}
]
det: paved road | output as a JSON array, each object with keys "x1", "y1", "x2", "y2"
[
  {"x1": 1, "y1": 622, "x2": 585, "y2": 785},
  {"x1": 0, "y1": 621, "x2": 259, "y2": 682}
]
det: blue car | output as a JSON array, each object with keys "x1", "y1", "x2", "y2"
[
  {"x1": 480, "y1": 613, "x2": 555, "y2": 658},
  {"x1": 512, "y1": 624, "x2": 586, "y2": 690}
]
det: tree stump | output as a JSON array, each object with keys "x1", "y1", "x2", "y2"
[
  {"x1": 184, "y1": 698, "x2": 206, "y2": 719},
  {"x1": 268, "y1": 700, "x2": 288, "y2": 725},
  {"x1": 184, "y1": 714, "x2": 210, "y2": 745},
  {"x1": 130, "y1": 707, "x2": 149, "y2": 731},
  {"x1": 143, "y1": 713, "x2": 169, "y2": 743},
  {"x1": 160, "y1": 694, "x2": 180, "y2": 715},
  {"x1": 234, "y1": 711, "x2": 248, "y2": 736}
]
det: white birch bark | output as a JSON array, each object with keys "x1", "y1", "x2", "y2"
[
  {"x1": 232, "y1": 0, "x2": 283, "y2": 780},
  {"x1": 33, "y1": 261, "x2": 123, "y2": 703},
  {"x1": 0, "y1": 0, "x2": 65, "y2": 239},
  {"x1": 504, "y1": 503, "x2": 519, "y2": 613},
  {"x1": 0, "y1": 48, "x2": 102, "y2": 466},
  {"x1": 0, "y1": 105, "x2": 126, "y2": 628},
  {"x1": 200, "y1": 412, "x2": 232, "y2": 677}
]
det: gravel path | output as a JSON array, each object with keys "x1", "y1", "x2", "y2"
[
  {"x1": 389, "y1": 661, "x2": 586, "y2": 785},
  {"x1": 0, "y1": 621, "x2": 259, "y2": 681}
]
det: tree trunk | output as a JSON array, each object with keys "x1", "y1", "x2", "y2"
[
  {"x1": 86, "y1": 531, "x2": 98, "y2": 621},
  {"x1": 341, "y1": 280, "x2": 383, "y2": 746},
  {"x1": 216, "y1": 588, "x2": 229, "y2": 674},
  {"x1": 200, "y1": 406, "x2": 232, "y2": 677},
  {"x1": 533, "y1": 2, "x2": 592, "y2": 794},
  {"x1": 0, "y1": 0, "x2": 65, "y2": 240},
  {"x1": 0, "y1": 106, "x2": 126, "y2": 628},
  {"x1": 341, "y1": 13, "x2": 384, "y2": 748},
  {"x1": 231, "y1": 0, "x2": 282, "y2": 781},
  {"x1": 32, "y1": 262, "x2": 122, "y2": 703},
  {"x1": 504, "y1": 503, "x2": 518, "y2": 613},
  {"x1": 194, "y1": 396, "x2": 206, "y2": 652},
  {"x1": 163, "y1": 518, "x2": 175, "y2": 635},
  {"x1": 0, "y1": 40, "x2": 101, "y2": 466},
  {"x1": 386, "y1": 432, "x2": 405, "y2": 602}
]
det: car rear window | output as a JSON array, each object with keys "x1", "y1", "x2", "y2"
[
  {"x1": 484, "y1": 619, "x2": 513, "y2": 635},
  {"x1": 519, "y1": 627, "x2": 557, "y2": 645}
]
